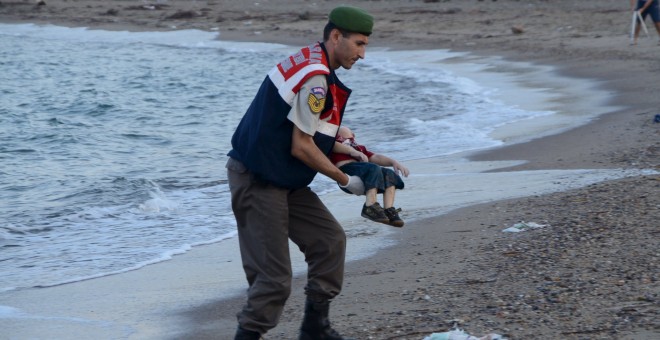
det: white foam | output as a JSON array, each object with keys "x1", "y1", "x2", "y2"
[
  {"x1": 360, "y1": 48, "x2": 617, "y2": 148},
  {"x1": 0, "y1": 305, "x2": 22, "y2": 318},
  {"x1": 135, "y1": 190, "x2": 181, "y2": 213}
]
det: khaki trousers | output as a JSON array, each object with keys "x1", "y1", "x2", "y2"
[{"x1": 226, "y1": 158, "x2": 346, "y2": 334}]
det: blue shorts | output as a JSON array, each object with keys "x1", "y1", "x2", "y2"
[
  {"x1": 637, "y1": 0, "x2": 660, "y2": 23},
  {"x1": 338, "y1": 162, "x2": 404, "y2": 195}
]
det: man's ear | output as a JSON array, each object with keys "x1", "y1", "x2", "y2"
[{"x1": 328, "y1": 28, "x2": 342, "y2": 45}]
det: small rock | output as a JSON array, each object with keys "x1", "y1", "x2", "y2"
[{"x1": 511, "y1": 25, "x2": 525, "y2": 34}]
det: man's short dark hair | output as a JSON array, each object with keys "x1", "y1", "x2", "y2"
[{"x1": 323, "y1": 22, "x2": 371, "y2": 41}]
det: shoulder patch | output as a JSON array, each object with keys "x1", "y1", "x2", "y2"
[{"x1": 307, "y1": 87, "x2": 326, "y2": 114}]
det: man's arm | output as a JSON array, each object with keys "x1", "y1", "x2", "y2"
[
  {"x1": 287, "y1": 75, "x2": 362, "y2": 194},
  {"x1": 291, "y1": 126, "x2": 350, "y2": 186}
]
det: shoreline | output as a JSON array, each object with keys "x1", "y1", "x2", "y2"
[
  {"x1": 0, "y1": 23, "x2": 616, "y2": 294},
  {"x1": 2, "y1": 1, "x2": 658, "y2": 339}
]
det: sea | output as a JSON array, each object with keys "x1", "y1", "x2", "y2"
[{"x1": 0, "y1": 23, "x2": 606, "y2": 293}]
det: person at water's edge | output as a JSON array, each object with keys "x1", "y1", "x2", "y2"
[{"x1": 225, "y1": 6, "x2": 374, "y2": 340}]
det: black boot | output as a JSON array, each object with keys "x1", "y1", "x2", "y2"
[
  {"x1": 234, "y1": 326, "x2": 261, "y2": 340},
  {"x1": 299, "y1": 298, "x2": 353, "y2": 340}
]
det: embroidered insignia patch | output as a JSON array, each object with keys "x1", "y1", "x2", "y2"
[
  {"x1": 310, "y1": 87, "x2": 326, "y2": 97},
  {"x1": 307, "y1": 87, "x2": 326, "y2": 114}
]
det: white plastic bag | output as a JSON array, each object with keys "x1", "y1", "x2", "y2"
[
  {"x1": 502, "y1": 221, "x2": 547, "y2": 233},
  {"x1": 424, "y1": 328, "x2": 507, "y2": 340}
]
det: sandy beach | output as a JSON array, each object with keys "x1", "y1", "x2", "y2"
[{"x1": 1, "y1": 0, "x2": 659, "y2": 339}]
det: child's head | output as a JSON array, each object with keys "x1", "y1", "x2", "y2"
[{"x1": 338, "y1": 126, "x2": 355, "y2": 139}]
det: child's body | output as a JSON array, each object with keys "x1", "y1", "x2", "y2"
[{"x1": 330, "y1": 126, "x2": 409, "y2": 227}]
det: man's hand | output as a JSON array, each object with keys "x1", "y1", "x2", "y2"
[
  {"x1": 339, "y1": 175, "x2": 365, "y2": 195},
  {"x1": 291, "y1": 126, "x2": 351, "y2": 185}
]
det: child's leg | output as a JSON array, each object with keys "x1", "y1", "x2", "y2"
[
  {"x1": 382, "y1": 186, "x2": 404, "y2": 227},
  {"x1": 380, "y1": 168, "x2": 404, "y2": 210},
  {"x1": 365, "y1": 188, "x2": 378, "y2": 206},
  {"x1": 383, "y1": 186, "x2": 396, "y2": 209}
]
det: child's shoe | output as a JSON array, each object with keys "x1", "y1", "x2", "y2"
[
  {"x1": 384, "y1": 207, "x2": 404, "y2": 227},
  {"x1": 361, "y1": 203, "x2": 389, "y2": 224}
]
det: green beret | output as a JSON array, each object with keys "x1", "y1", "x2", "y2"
[{"x1": 329, "y1": 6, "x2": 374, "y2": 35}]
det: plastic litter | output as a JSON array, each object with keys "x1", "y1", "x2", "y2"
[
  {"x1": 654, "y1": 114, "x2": 660, "y2": 123},
  {"x1": 502, "y1": 221, "x2": 548, "y2": 233},
  {"x1": 423, "y1": 328, "x2": 507, "y2": 340}
]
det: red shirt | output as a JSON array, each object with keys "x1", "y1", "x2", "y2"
[{"x1": 329, "y1": 136, "x2": 374, "y2": 164}]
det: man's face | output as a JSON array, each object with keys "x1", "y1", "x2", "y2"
[{"x1": 330, "y1": 31, "x2": 369, "y2": 70}]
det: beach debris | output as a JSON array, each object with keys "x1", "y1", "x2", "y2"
[
  {"x1": 502, "y1": 221, "x2": 548, "y2": 233},
  {"x1": 125, "y1": 4, "x2": 169, "y2": 11},
  {"x1": 653, "y1": 114, "x2": 660, "y2": 123},
  {"x1": 397, "y1": 8, "x2": 461, "y2": 15},
  {"x1": 166, "y1": 10, "x2": 201, "y2": 20},
  {"x1": 423, "y1": 327, "x2": 507, "y2": 340},
  {"x1": 298, "y1": 11, "x2": 311, "y2": 20},
  {"x1": 102, "y1": 8, "x2": 119, "y2": 16},
  {"x1": 511, "y1": 25, "x2": 524, "y2": 34}
]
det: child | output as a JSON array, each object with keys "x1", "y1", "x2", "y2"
[{"x1": 330, "y1": 126, "x2": 410, "y2": 227}]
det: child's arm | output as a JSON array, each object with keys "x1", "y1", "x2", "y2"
[
  {"x1": 369, "y1": 153, "x2": 410, "y2": 177},
  {"x1": 333, "y1": 141, "x2": 369, "y2": 162}
]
